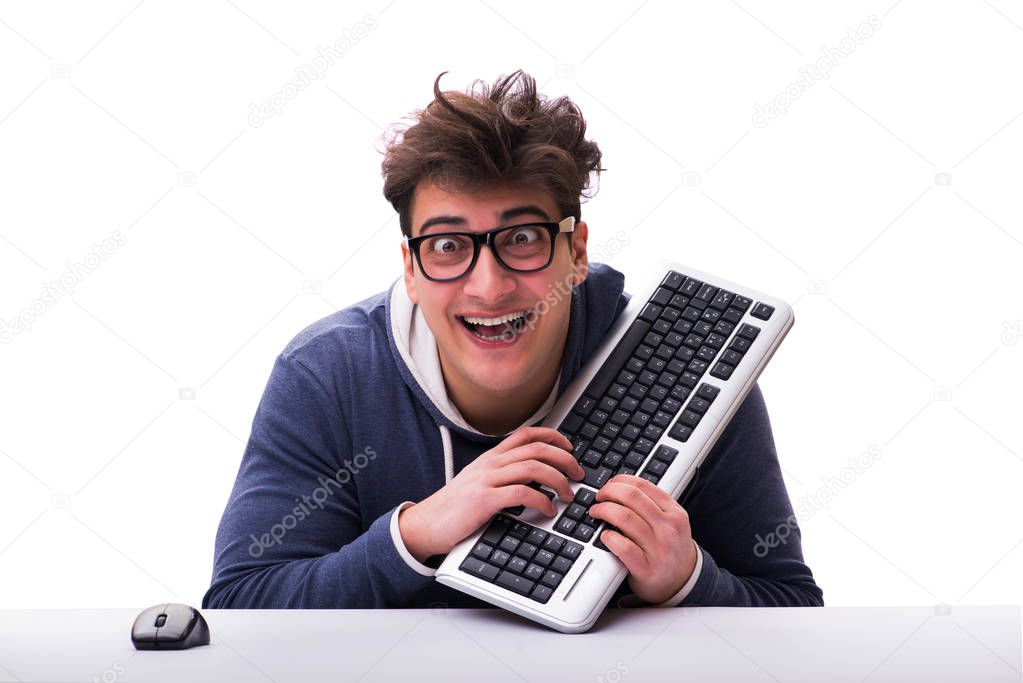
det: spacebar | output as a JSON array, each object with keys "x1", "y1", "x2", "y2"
[{"x1": 584, "y1": 319, "x2": 651, "y2": 399}]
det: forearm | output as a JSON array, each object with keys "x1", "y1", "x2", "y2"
[
  {"x1": 203, "y1": 505, "x2": 434, "y2": 609},
  {"x1": 679, "y1": 545, "x2": 824, "y2": 607}
]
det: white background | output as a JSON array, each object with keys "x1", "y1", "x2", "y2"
[{"x1": 1, "y1": 0, "x2": 1021, "y2": 619}]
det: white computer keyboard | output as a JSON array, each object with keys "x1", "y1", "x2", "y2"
[{"x1": 435, "y1": 259, "x2": 794, "y2": 632}]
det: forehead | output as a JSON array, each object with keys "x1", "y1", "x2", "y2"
[{"x1": 410, "y1": 182, "x2": 559, "y2": 237}]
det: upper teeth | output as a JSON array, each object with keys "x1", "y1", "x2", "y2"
[{"x1": 461, "y1": 311, "x2": 526, "y2": 326}]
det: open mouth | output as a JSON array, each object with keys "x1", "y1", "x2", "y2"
[{"x1": 457, "y1": 311, "x2": 529, "y2": 344}]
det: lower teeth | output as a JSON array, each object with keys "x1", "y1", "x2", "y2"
[{"x1": 467, "y1": 317, "x2": 525, "y2": 342}]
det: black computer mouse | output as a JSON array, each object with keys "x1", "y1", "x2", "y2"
[{"x1": 131, "y1": 603, "x2": 211, "y2": 650}]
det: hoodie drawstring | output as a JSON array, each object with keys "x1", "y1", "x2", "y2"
[{"x1": 439, "y1": 424, "x2": 453, "y2": 484}]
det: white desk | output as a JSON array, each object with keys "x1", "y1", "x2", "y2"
[{"x1": 0, "y1": 606, "x2": 1019, "y2": 682}]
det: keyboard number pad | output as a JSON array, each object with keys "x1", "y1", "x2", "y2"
[{"x1": 459, "y1": 515, "x2": 584, "y2": 604}]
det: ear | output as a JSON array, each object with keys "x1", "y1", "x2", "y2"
[
  {"x1": 401, "y1": 241, "x2": 419, "y2": 305},
  {"x1": 568, "y1": 219, "x2": 589, "y2": 287}
]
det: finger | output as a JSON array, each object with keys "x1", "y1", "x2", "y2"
[
  {"x1": 598, "y1": 526, "x2": 649, "y2": 574},
  {"x1": 499, "y1": 441, "x2": 585, "y2": 483},
  {"x1": 594, "y1": 478, "x2": 663, "y2": 526},
  {"x1": 626, "y1": 474, "x2": 680, "y2": 514},
  {"x1": 497, "y1": 484, "x2": 557, "y2": 517},
  {"x1": 492, "y1": 426, "x2": 573, "y2": 455},
  {"x1": 491, "y1": 459, "x2": 576, "y2": 504},
  {"x1": 590, "y1": 499, "x2": 654, "y2": 551}
]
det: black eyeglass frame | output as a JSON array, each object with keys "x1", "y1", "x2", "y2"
[{"x1": 405, "y1": 216, "x2": 576, "y2": 282}]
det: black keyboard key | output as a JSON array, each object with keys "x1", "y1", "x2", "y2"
[
  {"x1": 737, "y1": 324, "x2": 760, "y2": 342},
  {"x1": 490, "y1": 549, "x2": 511, "y2": 567},
  {"x1": 654, "y1": 445, "x2": 679, "y2": 462},
  {"x1": 574, "y1": 488, "x2": 596, "y2": 506},
  {"x1": 680, "y1": 277, "x2": 702, "y2": 296},
  {"x1": 481, "y1": 518, "x2": 511, "y2": 545},
  {"x1": 565, "y1": 503, "x2": 586, "y2": 520},
  {"x1": 531, "y1": 584, "x2": 554, "y2": 603},
  {"x1": 723, "y1": 349, "x2": 743, "y2": 365},
  {"x1": 751, "y1": 302, "x2": 774, "y2": 320},
  {"x1": 669, "y1": 423, "x2": 693, "y2": 441},
  {"x1": 681, "y1": 306, "x2": 702, "y2": 322},
  {"x1": 634, "y1": 344, "x2": 654, "y2": 361},
  {"x1": 731, "y1": 295, "x2": 752, "y2": 313},
  {"x1": 705, "y1": 333, "x2": 727, "y2": 350},
  {"x1": 638, "y1": 303, "x2": 661, "y2": 323},
  {"x1": 661, "y1": 271, "x2": 685, "y2": 290},
  {"x1": 696, "y1": 383, "x2": 720, "y2": 402},
  {"x1": 643, "y1": 458, "x2": 668, "y2": 477},
  {"x1": 555, "y1": 517, "x2": 577, "y2": 535},
  {"x1": 559, "y1": 412, "x2": 583, "y2": 435},
  {"x1": 713, "y1": 320, "x2": 736, "y2": 336},
  {"x1": 585, "y1": 319, "x2": 652, "y2": 399},
  {"x1": 696, "y1": 346, "x2": 717, "y2": 362},
  {"x1": 651, "y1": 287, "x2": 674, "y2": 306},
  {"x1": 582, "y1": 465, "x2": 614, "y2": 488},
  {"x1": 689, "y1": 397, "x2": 711, "y2": 415},
  {"x1": 679, "y1": 410, "x2": 702, "y2": 428},
  {"x1": 710, "y1": 362, "x2": 735, "y2": 380},
  {"x1": 499, "y1": 536, "x2": 521, "y2": 554},
  {"x1": 634, "y1": 437, "x2": 655, "y2": 455},
  {"x1": 696, "y1": 283, "x2": 718, "y2": 303},
  {"x1": 642, "y1": 423, "x2": 664, "y2": 441},
  {"x1": 710, "y1": 290, "x2": 734, "y2": 310},
  {"x1": 572, "y1": 524, "x2": 596, "y2": 542},
  {"x1": 496, "y1": 570, "x2": 536, "y2": 596},
  {"x1": 524, "y1": 563, "x2": 546, "y2": 581},
  {"x1": 552, "y1": 555, "x2": 573, "y2": 574},
  {"x1": 722, "y1": 307, "x2": 744, "y2": 324},
  {"x1": 671, "y1": 388, "x2": 692, "y2": 405},
  {"x1": 652, "y1": 318, "x2": 673, "y2": 334},
  {"x1": 640, "y1": 472, "x2": 660, "y2": 484},
  {"x1": 700, "y1": 308, "x2": 721, "y2": 324},
  {"x1": 729, "y1": 336, "x2": 752, "y2": 353},
  {"x1": 506, "y1": 556, "x2": 528, "y2": 574},
  {"x1": 687, "y1": 359, "x2": 708, "y2": 376},
  {"x1": 541, "y1": 536, "x2": 564, "y2": 555},
  {"x1": 527, "y1": 528, "x2": 548, "y2": 546},
  {"x1": 643, "y1": 332, "x2": 664, "y2": 348},
  {"x1": 560, "y1": 541, "x2": 584, "y2": 560},
  {"x1": 471, "y1": 542, "x2": 494, "y2": 560},
  {"x1": 461, "y1": 557, "x2": 500, "y2": 581},
  {"x1": 624, "y1": 451, "x2": 646, "y2": 468}
]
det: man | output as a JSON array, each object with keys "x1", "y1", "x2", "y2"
[{"x1": 203, "y1": 71, "x2": 822, "y2": 610}]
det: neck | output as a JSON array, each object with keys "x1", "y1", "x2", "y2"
[{"x1": 443, "y1": 353, "x2": 563, "y2": 436}]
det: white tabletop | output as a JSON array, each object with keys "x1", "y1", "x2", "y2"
[{"x1": 0, "y1": 606, "x2": 1019, "y2": 682}]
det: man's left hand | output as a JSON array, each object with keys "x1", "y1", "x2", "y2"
[{"x1": 588, "y1": 474, "x2": 698, "y2": 605}]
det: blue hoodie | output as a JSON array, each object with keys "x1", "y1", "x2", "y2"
[{"x1": 203, "y1": 262, "x2": 823, "y2": 610}]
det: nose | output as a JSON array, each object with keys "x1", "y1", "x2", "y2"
[{"x1": 462, "y1": 242, "x2": 516, "y2": 301}]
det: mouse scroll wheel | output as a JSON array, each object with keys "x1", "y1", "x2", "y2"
[{"x1": 155, "y1": 613, "x2": 167, "y2": 628}]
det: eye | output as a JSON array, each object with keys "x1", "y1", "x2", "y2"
[
  {"x1": 427, "y1": 236, "x2": 467, "y2": 254},
  {"x1": 504, "y1": 226, "x2": 541, "y2": 246}
]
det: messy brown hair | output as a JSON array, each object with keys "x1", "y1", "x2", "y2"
[{"x1": 381, "y1": 70, "x2": 603, "y2": 237}]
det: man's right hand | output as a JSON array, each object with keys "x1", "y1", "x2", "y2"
[{"x1": 398, "y1": 426, "x2": 584, "y2": 564}]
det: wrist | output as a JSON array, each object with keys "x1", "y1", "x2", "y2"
[{"x1": 398, "y1": 503, "x2": 434, "y2": 564}]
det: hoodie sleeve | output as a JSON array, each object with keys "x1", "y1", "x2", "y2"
[
  {"x1": 670, "y1": 383, "x2": 823, "y2": 607},
  {"x1": 202, "y1": 353, "x2": 435, "y2": 609}
]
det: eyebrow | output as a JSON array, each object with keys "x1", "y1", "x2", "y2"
[{"x1": 418, "y1": 205, "x2": 552, "y2": 235}]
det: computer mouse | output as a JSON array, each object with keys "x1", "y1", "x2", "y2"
[{"x1": 131, "y1": 603, "x2": 211, "y2": 650}]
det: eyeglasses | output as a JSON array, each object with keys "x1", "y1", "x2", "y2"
[{"x1": 405, "y1": 216, "x2": 575, "y2": 282}]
